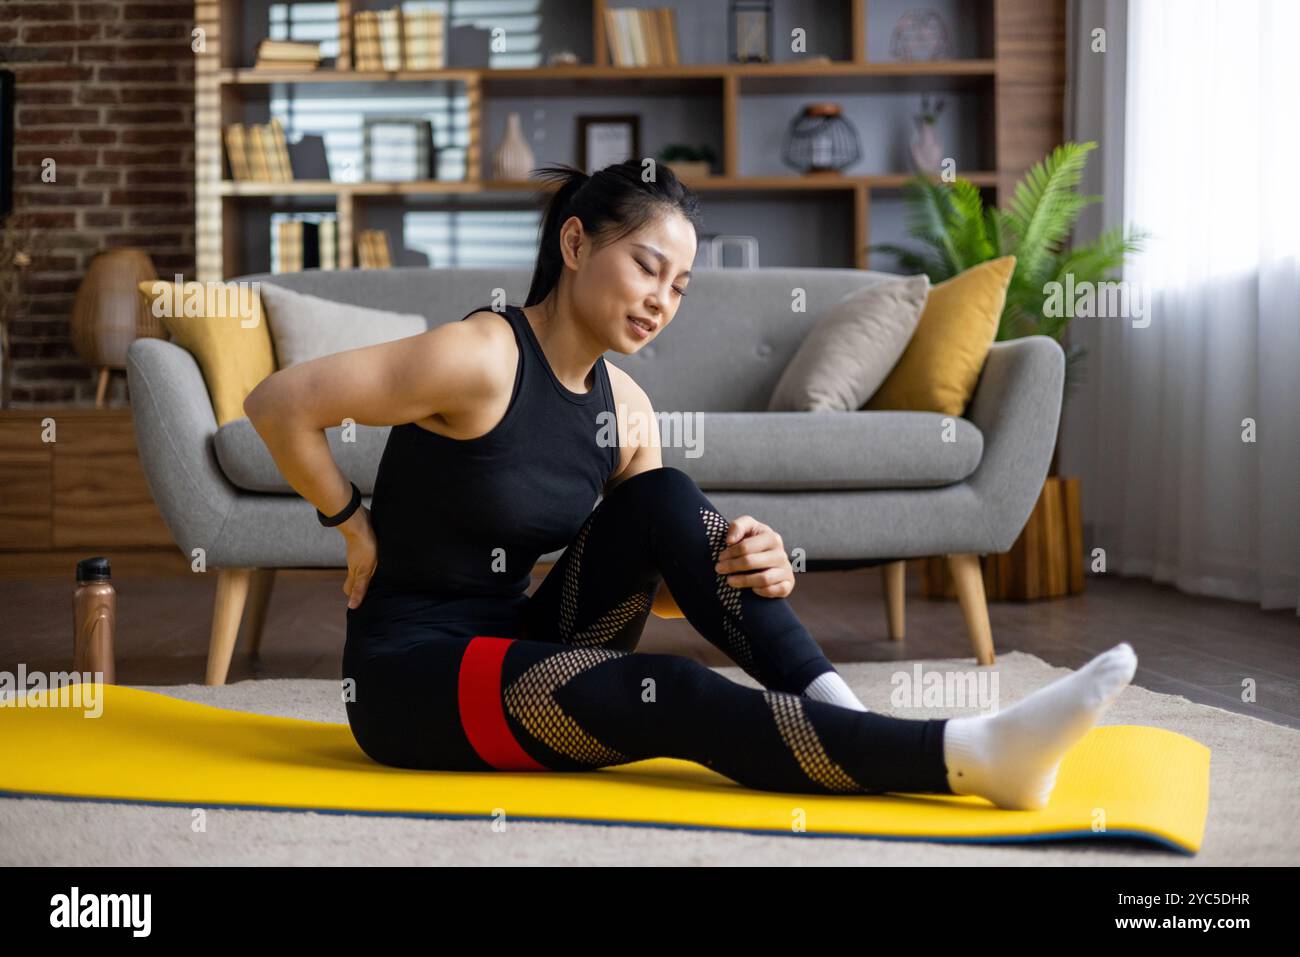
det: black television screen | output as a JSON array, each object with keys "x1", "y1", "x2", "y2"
[
  {"x1": 0, "y1": 70, "x2": 13, "y2": 218},
  {"x1": 1, "y1": 69, "x2": 12, "y2": 218}
]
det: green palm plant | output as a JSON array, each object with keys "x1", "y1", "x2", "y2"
[{"x1": 869, "y1": 140, "x2": 1148, "y2": 394}]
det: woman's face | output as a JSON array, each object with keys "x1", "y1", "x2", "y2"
[{"x1": 562, "y1": 211, "x2": 697, "y2": 353}]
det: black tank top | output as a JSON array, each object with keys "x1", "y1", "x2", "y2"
[{"x1": 366, "y1": 303, "x2": 620, "y2": 600}]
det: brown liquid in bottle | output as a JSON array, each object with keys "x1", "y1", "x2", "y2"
[{"x1": 73, "y1": 556, "x2": 116, "y2": 684}]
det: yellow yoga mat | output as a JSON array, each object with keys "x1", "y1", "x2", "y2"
[{"x1": 0, "y1": 684, "x2": 1211, "y2": 854}]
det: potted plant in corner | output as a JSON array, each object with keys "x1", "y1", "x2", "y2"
[
  {"x1": 659, "y1": 143, "x2": 718, "y2": 180},
  {"x1": 870, "y1": 140, "x2": 1148, "y2": 600}
]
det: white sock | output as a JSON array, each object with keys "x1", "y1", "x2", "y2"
[
  {"x1": 803, "y1": 670, "x2": 869, "y2": 712},
  {"x1": 942, "y1": 642, "x2": 1138, "y2": 810}
]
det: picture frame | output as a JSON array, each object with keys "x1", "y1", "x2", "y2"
[
  {"x1": 362, "y1": 117, "x2": 437, "y2": 182},
  {"x1": 730, "y1": 0, "x2": 773, "y2": 64},
  {"x1": 576, "y1": 114, "x2": 640, "y2": 175}
]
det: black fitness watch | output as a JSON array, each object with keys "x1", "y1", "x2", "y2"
[{"x1": 317, "y1": 481, "x2": 362, "y2": 527}]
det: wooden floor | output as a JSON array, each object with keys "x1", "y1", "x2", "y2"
[{"x1": 3, "y1": 552, "x2": 1297, "y2": 730}]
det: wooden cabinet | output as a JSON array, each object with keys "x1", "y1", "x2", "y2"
[{"x1": 0, "y1": 410, "x2": 173, "y2": 551}]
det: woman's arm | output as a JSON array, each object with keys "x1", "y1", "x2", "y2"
[
  {"x1": 242, "y1": 316, "x2": 515, "y2": 606},
  {"x1": 243, "y1": 317, "x2": 511, "y2": 518}
]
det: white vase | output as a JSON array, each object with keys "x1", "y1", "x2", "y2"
[
  {"x1": 492, "y1": 112, "x2": 535, "y2": 180},
  {"x1": 910, "y1": 118, "x2": 943, "y2": 174}
]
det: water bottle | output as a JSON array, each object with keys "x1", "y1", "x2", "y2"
[{"x1": 73, "y1": 556, "x2": 116, "y2": 684}]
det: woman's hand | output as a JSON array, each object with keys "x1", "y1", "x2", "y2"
[
  {"x1": 714, "y1": 515, "x2": 795, "y2": 599},
  {"x1": 338, "y1": 506, "x2": 377, "y2": 609}
]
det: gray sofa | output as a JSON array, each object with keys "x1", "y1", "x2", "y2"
[{"x1": 126, "y1": 266, "x2": 1064, "y2": 684}]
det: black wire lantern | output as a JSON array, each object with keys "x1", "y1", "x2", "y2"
[
  {"x1": 729, "y1": 0, "x2": 773, "y2": 64},
  {"x1": 782, "y1": 103, "x2": 861, "y2": 174}
]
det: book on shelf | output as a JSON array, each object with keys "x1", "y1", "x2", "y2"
[
  {"x1": 660, "y1": 9, "x2": 679, "y2": 63},
  {"x1": 352, "y1": 11, "x2": 381, "y2": 70},
  {"x1": 223, "y1": 120, "x2": 295, "y2": 182},
  {"x1": 378, "y1": 8, "x2": 402, "y2": 71},
  {"x1": 275, "y1": 220, "x2": 309, "y2": 273},
  {"x1": 254, "y1": 38, "x2": 321, "y2": 70},
  {"x1": 356, "y1": 229, "x2": 392, "y2": 269},
  {"x1": 223, "y1": 124, "x2": 250, "y2": 181},
  {"x1": 351, "y1": 8, "x2": 446, "y2": 70},
  {"x1": 318, "y1": 219, "x2": 337, "y2": 270},
  {"x1": 267, "y1": 118, "x2": 293, "y2": 180},
  {"x1": 363, "y1": 117, "x2": 436, "y2": 181},
  {"x1": 403, "y1": 10, "x2": 447, "y2": 69},
  {"x1": 275, "y1": 218, "x2": 339, "y2": 273},
  {"x1": 251, "y1": 61, "x2": 321, "y2": 72},
  {"x1": 604, "y1": 7, "x2": 679, "y2": 67},
  {"x1": 245, "y1": 124, "x2": 273, "y2": 181}
]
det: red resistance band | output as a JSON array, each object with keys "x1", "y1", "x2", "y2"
[{"x1": 457, "y1": 635, "x2": 548, "y2": 771}]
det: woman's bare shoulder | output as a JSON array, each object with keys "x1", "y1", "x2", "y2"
[
  {"x1": 603, "y1": 359, "x2": 653, "y2": 414},
  {"x1": 445, "y1": 310, "x2": 519, "y2": 380},
  {"x1": 457, "y1": 308, "x2": 516, "y2": 345},
  {"x1": 404, "y1": 310, "x2": 520, "y2": 436}
]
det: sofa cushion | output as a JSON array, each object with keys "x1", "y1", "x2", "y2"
[
  {"x1": 767, "y1": 274, "x2": 930, "y2": 411},
  {"x1": 137, "y1": 280, "x2": 274, "y2": 426},
  {"x1": 215, "y1": 418, "x2": 392, "y2": 493},
  {"x1": 215, "y1": 411, "x2": 982, "y2": 494},
  {"x1": 865, "y1": 255, "x2": 1016, "y2": 415},
  {"x1": 657, "y1": 411, "x2": 983, "y2": 490},
  {"x1": 259, "y1": 281, "x2": 427, "y2": 369},
  {"x1": 239, "y1": 265, "x2": 927, "y2": 413}
]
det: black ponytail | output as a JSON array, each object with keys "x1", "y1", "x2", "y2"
[{"x1": 524, "y1": 158, "x2": 704, "y2": 308}]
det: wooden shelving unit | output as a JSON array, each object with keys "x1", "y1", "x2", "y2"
[
  {"x1": 194, "y1": 0, "x2": 1063, "y2": 281},
  {"x1": 216, "y1": 172, "x2": 1001, "y2": 197},
  {"x1": 214, "y1": 60, "x2": 999, "y2": 88}
]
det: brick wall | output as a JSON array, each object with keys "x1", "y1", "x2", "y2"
[{"x1": 2, "y1": 1, "x2": 195, "y2": 406}]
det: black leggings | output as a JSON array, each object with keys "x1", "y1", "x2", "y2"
[{"x1": 343, "y1": 466, "x2": 954, "y2": 796}]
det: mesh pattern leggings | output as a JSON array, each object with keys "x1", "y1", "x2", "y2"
[{"x1": 343, "y1": 466, "x2": 954, "y2": 796}]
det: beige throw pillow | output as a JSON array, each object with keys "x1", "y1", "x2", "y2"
[
  {"x1": 767, "y1": 274, "x2": 930, "y2": 411},
  {"x1": 258, "y1": 282, "x2": 428, "y2": 369}
]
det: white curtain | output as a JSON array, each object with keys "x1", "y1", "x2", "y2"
[{"x1": 1061, "y1": 0, "x2": 1300, "y2": 614}]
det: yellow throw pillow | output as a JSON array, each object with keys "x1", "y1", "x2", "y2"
[
  {"x1": 863, "y1": 255, "x2": 1016, "y2": 415},
  {"x1": 137, "y1": 280, "x2": 276, "y2": 426}
]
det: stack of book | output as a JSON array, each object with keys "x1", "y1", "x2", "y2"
[
  {"x1": 353, "y1": 9, "x2": 402, "y2": 70},
  {"x1": 254, "y1": 39, "x2": 321, "y2": 71},
  {"x1": 352, "y1": 8, "x2": 446, "y2": 70},
  {"x1": 275, "y1": 218, "x2": 339, "y2": 273},
  {"x1": 356, "y1": 230, "x2": 392, "y2": 269},
  {"x1": 223, "y1": 119, "x2": 295, "y2": 181},
  {"x1": 402, "y1": 9, "x2": 446, "y2": 69},
  {"x1": 604, "y1": 7, "x2": 680, "y2": 66}
]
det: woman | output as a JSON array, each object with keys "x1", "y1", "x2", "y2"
[{"x1": 245, "y1": 159, "x2": 1137, "y2": 808}]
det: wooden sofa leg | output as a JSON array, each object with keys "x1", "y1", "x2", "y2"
[
  {"x1": 244, "y1": 567, "x2": 277, "y2": 661},
  {"x1": 947, "y1": 553, "x2": 996, "y2": 666},
  {"x1": 882, "y1": 560, "x2": 905, "y2": 640},
  {"x1": 207, "y1": 568, "x2": 252, "y2": 685}
]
